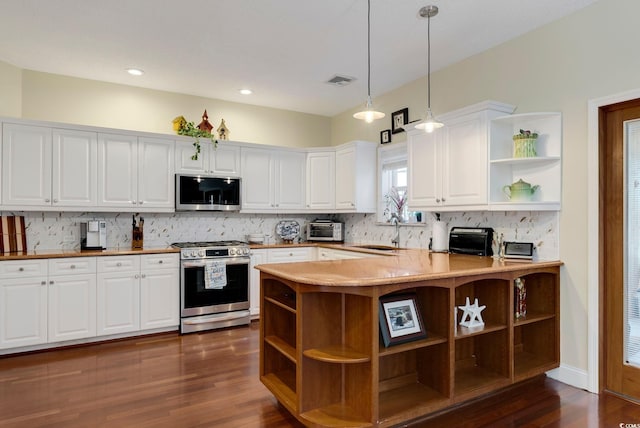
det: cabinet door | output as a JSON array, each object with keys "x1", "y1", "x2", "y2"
[
  {"x1": 1, "y1": 123, "x2": 52, "y2": 206},
  {"x1": 275, "y1": 150, "x2": 306, "y2": 210},
  {"x1": 0, "y1": 277, "x2": 48, "y2": 349},
  {"x1": 140, "y1": 268, "x2": 179, "y2": 330},
  {"x1": 138, "y1": 137, "x2": 174, "y2": 208},
  {"x1": 249, "y1": 249, "x2": 267, "y2": 317},
  {"x1": 210, "y1": 144, "x2": 241, "y2": 176},
  {"x1": 306, "y1": 151, "x2": 335, "y2": 210},
  {"x1": 175, "y1": 139, "x2": 207, "y2": 174},
  {"x1": 267, "y1": 247, "x2": 314, "y2": 263},
  {"x1": 97, "y1": 133, "x2": 138, "y2": 207},
  {"x1": 52, "y1": 129, "x2": 98, "y2": 207},
  {"x1": 335, "y1": 146, "x2": 357, "y2": 210},
  {"x1": 241, "y1": 148, "x2": 275, "y2": 210},
  {"x1": 442, "y1": 112, "x2": 488, "y2": 206},
  {"x1": 407, "y1": 130, "x2": 441, "y2": 207},
  {"x1": 96, "y1": 271, "x2": 140, "y2": 335},
  {"x1": 48, "y1": 273, "x2": 97, "y2": 342}
]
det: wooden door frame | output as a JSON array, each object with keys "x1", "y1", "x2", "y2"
[{"x1": 588, "y1": 88, "x2": 640, "y2": 393}]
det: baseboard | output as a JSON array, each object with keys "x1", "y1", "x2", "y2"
[{"x1": 547, "y1": 364, "x2": 589, "y2": 391}]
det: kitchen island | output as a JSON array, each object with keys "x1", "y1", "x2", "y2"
[{"x1": 256, "y1": 251, "x2": 561, "y2": 428}]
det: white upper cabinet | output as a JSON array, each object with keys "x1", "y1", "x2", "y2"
[
  {"x1": 97, "y1": 133, "x2": 138, "y2": 208},
  {"x1": 241, "y1": 147, "x2": 305, "y2": 211},
  {"x1": 175, "y1": 139, "x2": 240, "y2": 176},
  {"x1": 306, "y1": 150, "x2": 335, "y2": 210},
  {"x1": 408, "y1": 101, "x2": 515, "y2": 211},
  {"x1": 137, "y1": 137, "x2": 174, "y2": 209},
  {"x1": 98, "y1": 134, "x2": 174, "y2": 210},
  {"x1": 2, "y1": 123, "x2": 53, "y2": 207},
  {"x1": 52, "y1": 129, "x2": 98, "y2": 207},
  {"x1": 2, "y1": 124, "x2": 98, "y2": 209},
  {"x1": 335, "y1": 141, "x2": 377, "y2": 212},
  {"x1": 488, "y1": 112, "x2": 562, "y2": 210}
]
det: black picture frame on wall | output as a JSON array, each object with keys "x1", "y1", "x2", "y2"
[
  {"x1": 380, "y1": 129, "x2": 391, "y2": 144},
  {"x1": 391, "y1": 108, "x2": 409, "y2": 134},
  {"x1": 379, "y1": 293, "x2": 427, "y2": 347}
]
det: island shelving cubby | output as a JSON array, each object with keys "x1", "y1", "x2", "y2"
[{"x1": 259, "y1": 260, "x2": 560, "y2": 428}]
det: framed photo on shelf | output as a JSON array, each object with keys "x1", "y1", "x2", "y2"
[
  {"x1": 380, "y1": 129, "x2": 391, "y2": 144},
  {"x1": 391, "y1": 108, "x2": 409, "y2": 134},
  {"x1": 379, "y1": 293, "x2": 427, "y2": 347}
]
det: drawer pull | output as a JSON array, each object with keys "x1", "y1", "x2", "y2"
[
  {"x1": 70, "y1": 265, "x2": 76, "y2": 269},
  {"x1": 158, "y1": 260, "x2": 163, "y2": 264},
  {"x1": 41, "y1": 281, "x2": 46, "y2": 286},
  {"x1": 19, "y1": 267, "x2": 24, "y2": 272},
  {"x1": 117, "y1": 262, "x2": 122, "y2": 267}
]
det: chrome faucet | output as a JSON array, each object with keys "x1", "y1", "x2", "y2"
[{"x1": 390, "y1": 213, "x2": 401, "y2": 248}]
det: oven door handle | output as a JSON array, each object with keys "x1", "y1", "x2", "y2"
[{"x1": 182, "y1": 258, "x2": 249, "y2": 268}]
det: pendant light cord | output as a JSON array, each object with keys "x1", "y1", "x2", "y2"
[
  {"x1": 427, "y1": 11, "x2": 431, "y2": 110},
  {"x1": 367, "y1": 0, "x2": 372, "y2": 99}
]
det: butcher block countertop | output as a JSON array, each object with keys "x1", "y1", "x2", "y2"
[
  {"x1": 0, "y1": 246, "x2": 179, "y2": 261},
  {"x1": 256, "y1": 249, "x2": 563, "y2": 287}
]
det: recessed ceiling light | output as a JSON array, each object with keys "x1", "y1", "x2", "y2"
[
  {"x1": 239, "y1": 89, "x2": 253, "y2": 95},
  {"x1": 126, "y1": 68, "x2": 144, "y2": 76}
]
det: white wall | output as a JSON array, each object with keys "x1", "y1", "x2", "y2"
[
  {"x1": 332, "y1": 0, "x2": 640, "y2": 383},
  {"x1": 19, "y1": 70, "x2": 332, "y2": 148}
]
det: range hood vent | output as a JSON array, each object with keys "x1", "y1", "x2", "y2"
[{"x1": 326, "y1": 74, "x2": 355, "y2": 86}]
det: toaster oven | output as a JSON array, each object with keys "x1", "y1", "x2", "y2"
[{"x1": 307, "y1": 220, "x2": 344, "y2": 242}]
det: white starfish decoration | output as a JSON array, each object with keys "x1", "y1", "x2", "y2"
[{"x1": 458, "y1": 297, "x2": 486, "y2": 328}]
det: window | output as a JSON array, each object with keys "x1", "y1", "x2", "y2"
[{"x1": 378, "y1": 143, "x2": 422, "y2": 223}]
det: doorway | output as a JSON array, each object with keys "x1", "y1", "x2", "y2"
[{"x1": 601, "y1": 97, "x2": 640, "y2": 400}]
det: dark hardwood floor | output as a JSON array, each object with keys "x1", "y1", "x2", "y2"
[{"x1": 0, "y1": 321, "x2": 638, "y2": 427}]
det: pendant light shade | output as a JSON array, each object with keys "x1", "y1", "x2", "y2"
[
  {"x1": 353, "y1": 0, "x2": 385, "y2": 123},
  {"x1": 415, "y1": 5, "x2": 443, "y2": 133}
]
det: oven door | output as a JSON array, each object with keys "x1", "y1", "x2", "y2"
[{"x1": 180, "y1": 257, "x2": 250, "y2": 317}]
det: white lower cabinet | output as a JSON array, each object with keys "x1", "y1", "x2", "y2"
[
  {"x1": 0, "y1": 274, "x2": 48, "y2": 349},
  {"x1": 140, "y1": 254, "x2": 179, "y2": 330},
  {"x1": 249, "y1": 249, "x2": 267, "y2": 318},
  {"x1": 48, "y1": 257, "x2": 97, "y2": 342},
  {"x1": 96, "y1": 253, "x2": 179, "y2": 336},
  {"x1": 267, "y1": 247, "x2": 315, "y2": 263},
  {"x1": 97, "y1": 256, "x2": 141, "y2": 336}
]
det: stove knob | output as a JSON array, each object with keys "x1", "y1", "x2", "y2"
[
  {"x1": 197, "y1": 249, "x2": 205, "y2": 258},
  {"x1": 188, "y1": 251, "x2": 196, "y2": 258},
  {"x1": 242, "y1": 248, "x2": 250, "y2": 256},
  {"x1": 229, "y1": 248, "x2": 237, "y2": 256}
]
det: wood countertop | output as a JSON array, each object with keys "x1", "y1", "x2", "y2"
[
  {"x1": 256, "y1": 249, "x2": 562, "y2": 287},
  {"x1": 0, "y1": 247, "x2": 179, "y2": 261}
]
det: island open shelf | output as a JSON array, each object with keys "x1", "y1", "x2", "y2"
[{"x1": 258, "y1": 254, "x2": 561, "y2": 427}]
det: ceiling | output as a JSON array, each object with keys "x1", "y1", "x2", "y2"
[{"x1": 0, "y1": 0, "x2": 597, "y2": 117}]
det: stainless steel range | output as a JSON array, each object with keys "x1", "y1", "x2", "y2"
[{"x1": 173, "y1": 240, "x2": 251, "y2": 334}]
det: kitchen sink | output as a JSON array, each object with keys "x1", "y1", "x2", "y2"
[{"x1": 352, "y1": 244, "x2": 397, "y2": 251}]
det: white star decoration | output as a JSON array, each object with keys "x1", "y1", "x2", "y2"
[{"x1": 458, "y1": 297, "x2": 486, "y2": 328}]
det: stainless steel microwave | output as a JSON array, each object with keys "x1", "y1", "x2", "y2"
[
  {"x1": 175, "y1": 174, "x2": 241, "y2": 211},
  {"x1": 307, "y1": 221, "x2": 344, "y2": 242}
]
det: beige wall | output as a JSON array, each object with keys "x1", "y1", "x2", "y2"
[
  {"x1": 333, "y1": 0, "x2": 639, "y2": 376},
  {"x1": 19, "y1": 71, "x2": 331, "y2": 148},
  {"x1": 0, "y1": 60, "x2": 22, "y2": 117}
]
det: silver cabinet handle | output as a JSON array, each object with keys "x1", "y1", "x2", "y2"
[
  {"x1": 70, "y1": 264, "x2": 76, "y2": 269},
  {"x1": 132, "y1": 201, "x2": 136, "y2": 204},
  {"x1": 49, "y1": 280, "x2": 54, "y2": 285},
  {"x1": 41, "y1": 281, "x2": 46, "y2": 286},
  {"x1": 141, "y1": 274, "x2": 146, "y2": 278},
  {"x1": 18, "y1": 267, "x2": 24, "y2": 272},
  {"x1": 139, "y1": 201, "x2": 143, "y2": 204},
  {"x1": 53, "y1": 199, "x2": 58, "y2": 203},
  {"x1": 45, "y1": 198, "x2": 50, "y2": 202},
  {"x1": 117, "y1": 262, "x2": 122, "y2": 267},
  {"x1": 135, "y1": 274, "x2": 139, "y2": 279},
  {"x1": 441, "y1": 198, "x2": 446, "y2": 203},
  {"x1": 436, "y1": 198, "x2": 441, "y2": 203},
  {"x1": 158, "y1": 260, "x2": 163, "y2": 264}
]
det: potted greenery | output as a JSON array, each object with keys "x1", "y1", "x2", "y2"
[
  {"x1": 176, "y1": 121, "x2": 218, "y2": 160},
  {"x1": 513, "y1": 129, "x2": 538, "y2": 158}
]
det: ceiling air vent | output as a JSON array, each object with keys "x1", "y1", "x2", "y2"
[{"x1": 326, "y1": 74, "x2": 355, "y2": 87}]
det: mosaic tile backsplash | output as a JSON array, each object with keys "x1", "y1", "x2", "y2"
[{"x1": 3, "y1": 210, "x2": 559, "y2": 261}]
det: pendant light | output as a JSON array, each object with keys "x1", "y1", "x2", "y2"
[
  {"x1": 415, "y1": 5, "x2": 443, "y2": 133},
  {"x1": 353, "y1": 0, "x2": 385, "y2": 123}
]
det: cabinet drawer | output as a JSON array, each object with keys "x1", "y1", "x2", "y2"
[
  {"x1": 140, "y1": 253, "x2": 179, "y2": 270},
  {"x1": 97, "y1": 255, "x2": 140, "y2": 273},
  {"x1": 48, "y1": 257, "x2": 97, "y2": 275},
  {"x1": 267, "y1": 247, "x2": 314, "y2": 263},
  {"x1": 0, "y1": 259, "x2": 48, "y2": 279}
]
